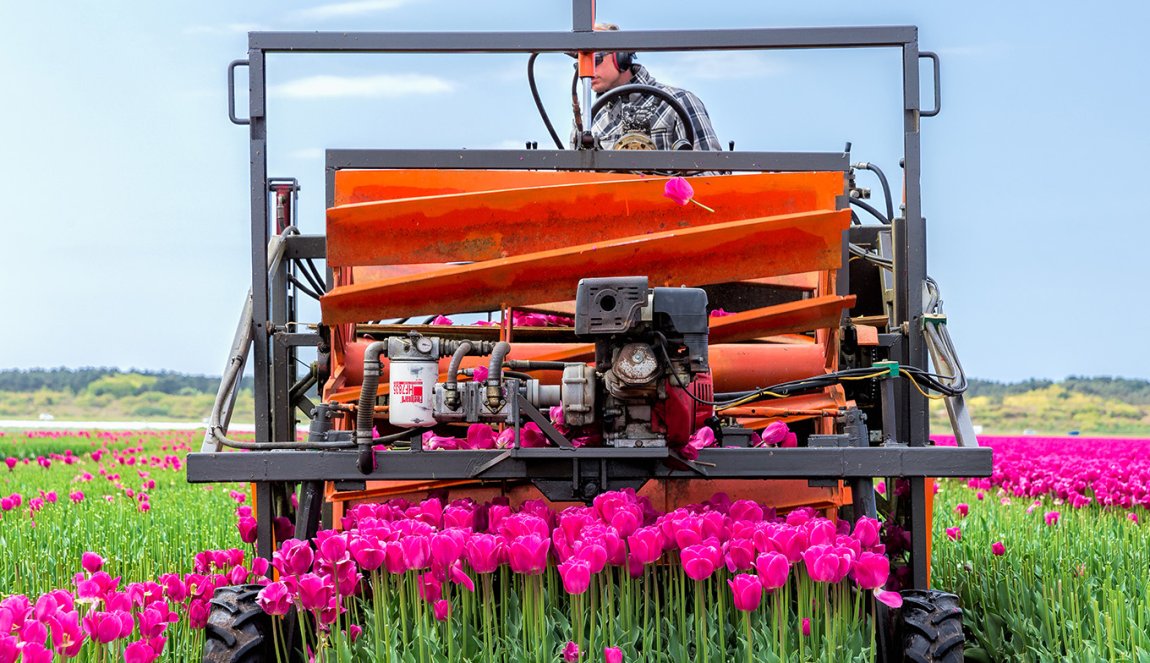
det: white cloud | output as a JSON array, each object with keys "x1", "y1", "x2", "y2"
[
  {"x1": 290, "y1": 0, "x2": 414, "y2": 21},
  {"x1": 269, "y1": 74, "x2": 453, "y2": 99},
  {"x1": 655, "y1": 52, "x2": 788, "y2": 83},
  {"x1": 184, "y1": 23, "x2": 266, "y2": 36}
]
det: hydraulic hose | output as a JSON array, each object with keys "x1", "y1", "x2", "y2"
[
  {"x1": 528, "y1": 53, "x2": 565, "y2": 150},
  {"x1": 444, "y1": 340, "x2": 474, "y2": 409},
  {"x1": 505, "y1": 360, "x2": 569, "y2": 371},
  {"x1": 849, "y1": 196, "x2": 890, "y2": 225},
  {"x1": 356, "y1": 341, "x2": 387, "y2": 473},
  {"x1": 854, "y1": 162, "x2": 895, "y2": 222},
  {"x1": 486, "y1": 341, "x2": 511, "y2": 410}
]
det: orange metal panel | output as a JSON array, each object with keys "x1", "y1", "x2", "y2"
[
  {"x1": 327, "y1": 172, "x2": 844, "y2": 266},
  {"x1": 321, "y1": 208, "x2": 850, "y2": 324},
  {"x1": 708, "y1": 295, "x2": 854, "y2": 343},
  {"x1": 333, "y1": 169, "x2": 642, "y2": 206}
]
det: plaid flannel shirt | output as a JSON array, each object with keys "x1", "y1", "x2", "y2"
[{"x1": 589, "y1": 65, "x2": 722, "y2": 152}]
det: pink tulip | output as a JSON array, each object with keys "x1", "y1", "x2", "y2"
[
  {"x1": 257, "y1": 582, "x2": 292, "y2": 616},
  {"x1": 1129, "y1": 512, "x2": 1139, "y2": 523},
  {"x1": 465, "y1": 534, "x2": 503, "y2": 574},
  {"x1": 852, "y1": 517, "x2": 882, "y2": 550},
  {"x1": 418, "y1": 572, "x2": 442, "y2": 602},
  {"x1": 945, "y1": 527, "x2": 961, "y2": 541},
  {"x1": 558, "y1": 558, "x2": 591, "y2": 595},
  {"x1": 507, "y1": 534, "x2": 550, "y2": 575},
  {"x1": 755, "y1": 552, "x2": 789, "y2": 591},
  {"x1": 680, "y1": 544, "x2": 719, "y2": 581},
  {"x1": 1044, "y1": 511, "x2": 1061, "y2": 526},
  {"x1": 604, "y1": 646, "x2": 623, "y2": 663},
  {"x1": 801, "y1": 617, "x2": 811, "y2": 637},
  {"x1": 19, "y1": 643, "x2": 51, "y2": 663},
  {"x1": 991, "y1": 541, "x2": 1006, "y2": 556},
  {"x1": 273, "y1": 539, "x2": 313, "y2": 576},
  {"x1": 296, "y1": 573, "x2": 333, "y2": 611},
  {"x1": 349, "y1": 535, "x2": 385, "y2": 572},
  {"x1": 955, "y1": 503, "x2": 969, "y2": 517},
  {"x1": 849, "y1": 551, "x2": 889, "y2": 590},
  {"x1": 802, "y1": 545, "x2": 852, "y2": 584},
  {"x1": 663, "y1": 177, "x2": 694, "y2": 205},
  {"x1": 431, "y1": 530, "x2": 466, "y2": 568},
  {"x1": 449, "y1": 562, "x2": 475, "y2": 592},
  {"x1": 626, "y1": 527, "x2": 664, "y2": 566},
  {"x1": 727, "y1": 574, "x2": 763, "y2": 612},
  {"x1": 758, "y1": 421, "x2": 790, "y2": 447},
  {"x1": 433, "y1": 599, "x2": 450, "y2": 622},
  {"x1": 81, "y1": 552, "x2": 104, "y2": 574},
  {"x1": 563, "y1": 640, "x2": 581, "y2": 663},
  {"x1": 723, "y1": 538, "x2": 756, "y2": 573},
  {"x1": 401, "y1": 534, "x2": 431, "y2": 570}
]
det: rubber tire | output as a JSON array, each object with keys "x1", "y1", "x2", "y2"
[
  {"x1": 203, "y1": 584, "x2": 273, "y2": 663},
  {"x1": 899, "y1": 589, "x2": 964, "y2": 663}
]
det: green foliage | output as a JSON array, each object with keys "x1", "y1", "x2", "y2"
[
  {"x1": 932, "y1": 481, "x2": 1150, "y2": 661},
  {"x1": 932, "y1": 377, "x2": 1150, "y2": 436}
]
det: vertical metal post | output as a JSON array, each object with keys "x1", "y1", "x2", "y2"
[
  {"x1": 901, "y1": 35, "x2": 929, "y2": 448},
  {"x1": 249, "y1": 47, "x2": 271, "y2": 443},
  {"x1": 255, "y1": 481, "x2": 275, "y2": 563},
  {"x1": 909, "y1": 476, "x2": 929, "y2": 588},
  {"x1": 572, "y1": 0, "x2": 594, "y2": 31}
]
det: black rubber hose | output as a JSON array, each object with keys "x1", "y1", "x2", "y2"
[
  {"x1": 506, "y1": 360, "x2": 569, "y2": 371},
  {"x1": 356, "y1": 342, "x2": 386, "y2": 473},
  {"x1": 591, "y1": 84, "x2": 696, "y2": 149},
  {"x1": 857, "y1": 162, "x2": 895, "y2": 221},
  {"x1": 528, "y1": 53, "x2": 565, "y2": 150},
  {"x1": 850, "y1": 197, "x2": 891, "y2": 225}
]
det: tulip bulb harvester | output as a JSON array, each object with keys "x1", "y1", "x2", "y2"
[{"x1": 187, "y1": 2, "x2": 993, "y2": 661}]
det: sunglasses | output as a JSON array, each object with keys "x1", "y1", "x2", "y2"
[{"x1": 593, "y1": 52, "x2": 610, "y2": 66}]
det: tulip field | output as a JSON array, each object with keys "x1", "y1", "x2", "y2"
[{"x1": 0, "y1": 430, "x2": 1146, "y2": 662}]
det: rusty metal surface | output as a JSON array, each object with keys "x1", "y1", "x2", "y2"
[
  {"x1": 321, "y1": 208, "x2": 849, "y2": 324},
  {"x1": 327, "y1": 172, "x2": 844, "y2": 266}
]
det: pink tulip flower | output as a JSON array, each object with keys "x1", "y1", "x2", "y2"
[
  {"x1": 754, "y1": 552, "x2": 789, "y2": 591},
  {"x1": 626, "y1": 527, "x2": 664, "y2": 566},
  {"x1": 727, "y1": 574, "x2": 763, "y2": 612},
  {"x1": 81, "y1": 552, "x2": 104, "y2": 574},
  {"x1": 680, "y1": 543, "x2": 719, "y2": 581},
  {"x1": 849, "y1": 551, "x2": 889, "y2": 590},
  {"x1": 464, "y1": 534, "x2": 503, "y2": 574},
  {"x1": 991, "y1": 541, "x2": 1006, "y2": 556},
  {"x1": 1044, "y1": 511, "x2": 1061, "y2": 526},
  {"x1": 945, "y1": 527, "x2": 961, "y2": 541},
  {"x1": 563, "y1": 640, "x2": 581, "y2": 663},
  {"x1": 507, "y1": 534, "x2": 550, "y2": 575},
  {"x1": 801, "y1": 617, "x2": 811, "y2": 637},
  {"x1": 273, "y1": 539, "x2": 313, "y2": 577},
  {"x1": 558, "y1": 558, "x2": 591, "y2": 595},
  {"x1": 237, "y1": 517, "x2": 258, "y2": 544},
  {"x1": 604, "y1": 646, "x2": 623, "y2": 663},
  {"x1": 433, "y1": 599, "x2": 451, "y2": 622},
  {"x1": 296, "y1": 573, "x2": 334, "y2": 611},
  {"x1": 257, "y1": 582, "x2": 292, "y2": 616},
  {"x1": 955, "y1": 503, "x2": 969, "y2": 518}
]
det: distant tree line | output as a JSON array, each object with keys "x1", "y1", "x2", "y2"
[
  {"x1": 0, "y1": 368, "x2": 251, "y2": 395},
  {"x1": 967, "y1": 376, "x2": 1150, "y2": 405}
]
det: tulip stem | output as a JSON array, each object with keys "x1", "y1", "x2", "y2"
[
  {"x1": 690, "y1": 199, "x2": 715, "y2": 213},
  {"x1": 743, "y1": 611, "x2": 752, "y2": 663}
]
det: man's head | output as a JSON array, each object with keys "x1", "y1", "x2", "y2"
[{"x1": 591, "y1": 22, "x2": 636, "y2": 94}]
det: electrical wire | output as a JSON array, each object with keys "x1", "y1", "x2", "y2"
[{"x1": 849, "y1": 196, "x2": 890, "y2": 225}]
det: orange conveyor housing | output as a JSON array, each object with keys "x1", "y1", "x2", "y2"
[{"x1": 318, "y1": 169, "x2": 856, "y2": 517}]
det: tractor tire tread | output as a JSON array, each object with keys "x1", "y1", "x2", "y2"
[
  {"x1": 899, "y1": 589, "x2": 964, "y2": 663},
  {"x1": 203, "y1": 585, "x2": 272, "y2": 663}
]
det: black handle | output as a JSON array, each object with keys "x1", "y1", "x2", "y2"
[
  {"x1": 228, "y1": 59, "x2": 250, "y2": 125},
  {"x1": 920, "y1": 51, "x2": 941, "y2": 117}
]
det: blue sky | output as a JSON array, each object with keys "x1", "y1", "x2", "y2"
[{"x1": 1, "y1": 1, "x2": 1147, "y2": 382}]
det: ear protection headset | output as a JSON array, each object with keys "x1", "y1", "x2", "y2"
[{"x1": 613, "y1": 51, "x2": 635, "y2": 72}]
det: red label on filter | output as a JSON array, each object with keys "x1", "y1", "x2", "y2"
[{"x1": 392, "y1": 381, "x2": 425, "y2": 404}]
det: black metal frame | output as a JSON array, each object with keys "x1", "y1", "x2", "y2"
[{"x1": 189, "y1": 1, "x2": 987, "y2": 594}]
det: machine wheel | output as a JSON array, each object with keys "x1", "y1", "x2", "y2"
[
  {"x1": 203, "y1": 585, "x2": 273, "y2": 663},
  {"x1": 898, "y1": 589, "x2": 964, "y2": 663}
]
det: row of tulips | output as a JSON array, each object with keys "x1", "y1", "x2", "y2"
[
  {"x1": 251, "y1": 489, "x2": 898, "y2": 662},
  {"x1": 932, "y1": 436, "x2": 1150, "y2": 662}
]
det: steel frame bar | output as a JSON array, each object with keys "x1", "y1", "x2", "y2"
[{"x1": 188, "y1": 446, "x2": 990, "y2": 483}]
